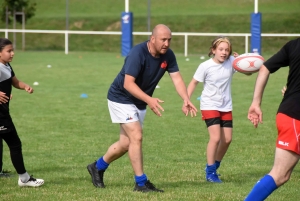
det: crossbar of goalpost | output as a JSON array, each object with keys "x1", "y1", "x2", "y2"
[{"x1": 1, "y1": 29, "x2": 300, "y2": 56}]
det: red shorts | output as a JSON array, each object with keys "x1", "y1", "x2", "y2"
[
  {"x1": 276, "y1": 113, "x2": 300, "y2": 155},
  {"x1": 201, "y1": 110, "x2": 232, "y2": 120}
]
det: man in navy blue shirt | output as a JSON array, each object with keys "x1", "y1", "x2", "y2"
[{"x1": 87, "y1": 24, "x2": 197, "y2": 192}]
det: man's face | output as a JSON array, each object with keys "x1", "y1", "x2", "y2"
[{"x1": 151, "y1": 30, "x2": 172, "y2": 55}]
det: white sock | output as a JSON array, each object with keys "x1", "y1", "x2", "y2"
[{"x1": 19, "y1": 172, "x2": 30, "y2": 183}]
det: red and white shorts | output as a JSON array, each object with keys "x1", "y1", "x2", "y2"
[
  {"x1": 201, "y1": 110, "x2": 232, "y2": 120},
  {"x1": 276, "y1": 113, "x2": 300, "y2": 155}
]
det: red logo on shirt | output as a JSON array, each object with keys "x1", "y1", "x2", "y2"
[{"x1": 160, "y1": 61, "x2": 167, "y2": 69}]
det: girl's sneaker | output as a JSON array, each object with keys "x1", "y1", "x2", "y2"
[{"x1": 206, "y1": 172, "x2": 222, "y2": 183}]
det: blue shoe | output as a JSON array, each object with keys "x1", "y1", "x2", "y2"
[
  {"x1": 206, "y1": 173, "x2": 222, "y2": 183},
  {"x1": 205, "y1": 167, "x2": 221, "y2": 176}
]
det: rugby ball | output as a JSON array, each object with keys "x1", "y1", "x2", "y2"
[{"x1": 232, "y1": 53, "x2": 264, "y2": 73}]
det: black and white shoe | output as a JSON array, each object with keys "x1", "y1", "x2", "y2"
[{"x1": 18, "y1": 175, "x2": 44, "y2": 187}]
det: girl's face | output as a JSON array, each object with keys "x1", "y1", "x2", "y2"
[
  {"x1": 0, "y1": 44, "x2": 14, "y2": 64},
  {"x1": 212, "y1": 42, "x2": 230, "y2": 64}
]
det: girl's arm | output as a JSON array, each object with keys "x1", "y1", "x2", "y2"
[{"x1": 187, "y1": 78, "x2": 199, "y2": 98}]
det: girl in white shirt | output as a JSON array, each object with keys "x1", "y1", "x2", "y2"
[{"x1": 187, "y1": 36, "x2": 243, "y2": 183}]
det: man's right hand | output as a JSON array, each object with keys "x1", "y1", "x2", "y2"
[
  {"x1": 247, "y1": 104, "x2": 263, "y2": 128},
  {"x1": 147, "y1": 97, "x2": 164, "y2": 117}
]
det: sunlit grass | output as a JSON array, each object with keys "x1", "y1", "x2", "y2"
[{"x1": 0, "y1": 52, "x2": 298, "y2": 200}]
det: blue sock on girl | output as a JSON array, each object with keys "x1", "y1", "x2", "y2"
[
  {"x1": 244, "y1": 174, "x2": 278, "y2": 201},
  {"x1": 206, "y1": 164, "x2": 216, "y2": 175}
]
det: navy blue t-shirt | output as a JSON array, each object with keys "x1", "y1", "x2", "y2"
[
  {"x1": 264, "y1": 38, "x2": 300, "y2": 120},
  {"x1": 107, "y1": 41, "x2": 179, "y2": 109}
]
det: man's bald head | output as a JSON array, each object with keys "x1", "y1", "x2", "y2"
[
  {"x1": 151, "y1": 24, "x2": 171, "y2": 37},
  {"x1": 148, "y1": 24, "x2": 172, "y2": 57}
]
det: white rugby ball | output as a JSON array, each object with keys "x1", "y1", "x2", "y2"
[{"x1": 232, "y1": 53, "x2": 264, "y2": 73}]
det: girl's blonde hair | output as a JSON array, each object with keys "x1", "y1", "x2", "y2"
[{"x1": 208, "y1": 36, "x2": 232, "y2": 58}]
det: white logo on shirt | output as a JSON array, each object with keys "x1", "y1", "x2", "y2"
[{"x1": 278, "y1": 141, "x2": 289, "y2": 146}]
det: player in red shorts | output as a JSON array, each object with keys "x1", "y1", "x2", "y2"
[
  {"x1": 186, "y1": 36, "x2": 250, "y2": 183},
  {"x1": 246, "y1": 38, "x2": 300, "y2": 200}
]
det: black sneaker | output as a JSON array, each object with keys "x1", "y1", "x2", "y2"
[
  {"x1": 0, "y1": 169, "x2": 11, "y2": 177},
  {"x1": 0, "y1": 172, "x2": 10, "y2": 178},
  {"x1": 1, "y1": 169, "x2": 11, "y2": 174},
  {"x1": 87, "y1": 161, "x2": 105, "y2": 188},
  {"x1": 133, "y1": 180, "x2": 164, "y2": 193}
]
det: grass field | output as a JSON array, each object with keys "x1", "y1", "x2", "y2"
[
  {"x1": 1, "y1": 0, "x2": 300, "y2": 54},
  {"x1": 0, "y1": 51, "x2": 299, "y2": 201}
]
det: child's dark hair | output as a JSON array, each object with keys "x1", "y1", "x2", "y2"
[
  {"x1": 0, "y1": 38, "x2": 12, "y2": 52},
  {"x1": 208, "y1": 36, "x2": 232, "y2": 58}
]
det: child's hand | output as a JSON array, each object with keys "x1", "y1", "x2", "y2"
[
  {"x1": 25, "y1": 85, "x2": 34, "y2": 94},
  {"x1": 0, "y1": 92, "x2": 9, "y2": 104},
  {"x1": 233, "y1": 52, "x2": 239, "y2": 58}
]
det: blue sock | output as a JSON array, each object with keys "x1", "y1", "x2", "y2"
[
  {"x1": 96, "y1": 157, "x2": 109, "y2": 171},
  {"x1": 215, "y1": 160, "x2": 221, "y2": 170},
  {"x1": 206, "y1": 164, "x2": 216, "y2": 175},
  {"x1": 245, "y1": 175, "x2": 278, "y2": 201},
  {"x1": 135, "y1": 174, "x2": 148, "y2": 186}
]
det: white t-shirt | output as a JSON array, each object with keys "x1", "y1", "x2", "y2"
[{"x1": 193, "y1": 56, "x2": 236, "y2": 111}]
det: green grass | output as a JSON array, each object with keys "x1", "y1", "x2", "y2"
[
  {"x1": 32, "y1": 0, "x2": 300, "y2": 18},
  {"x1": 0, "y1": 51, "x2": 299, "y2": 200},
  {"x1": 0, "y1": 0, "x2": 300, "y2": 54}
]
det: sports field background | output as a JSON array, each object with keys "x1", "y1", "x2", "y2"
[
  {"x1": 0, "y1": 0, "x2": 299, "y2": 54},
  {"x1": 0, "y1": 51, "x2": 299, "y2": 201},
  {"x1": 0, "y1": 0, "x2": 300, "y2": 200}
]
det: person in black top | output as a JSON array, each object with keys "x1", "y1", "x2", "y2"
[
  {"x1": 0, "y1": 92, "x2": 10, "y2": 177},
  {"x1": 245, "y1": 38, "x2": 300, "y2": 200},
  {"x1": 0, "y1": 38, "x2": 44, "y2": 187}
]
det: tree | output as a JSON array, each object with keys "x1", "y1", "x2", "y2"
[{"x1": 1, "y1": 0, "x2": 36, "y2": 24}]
